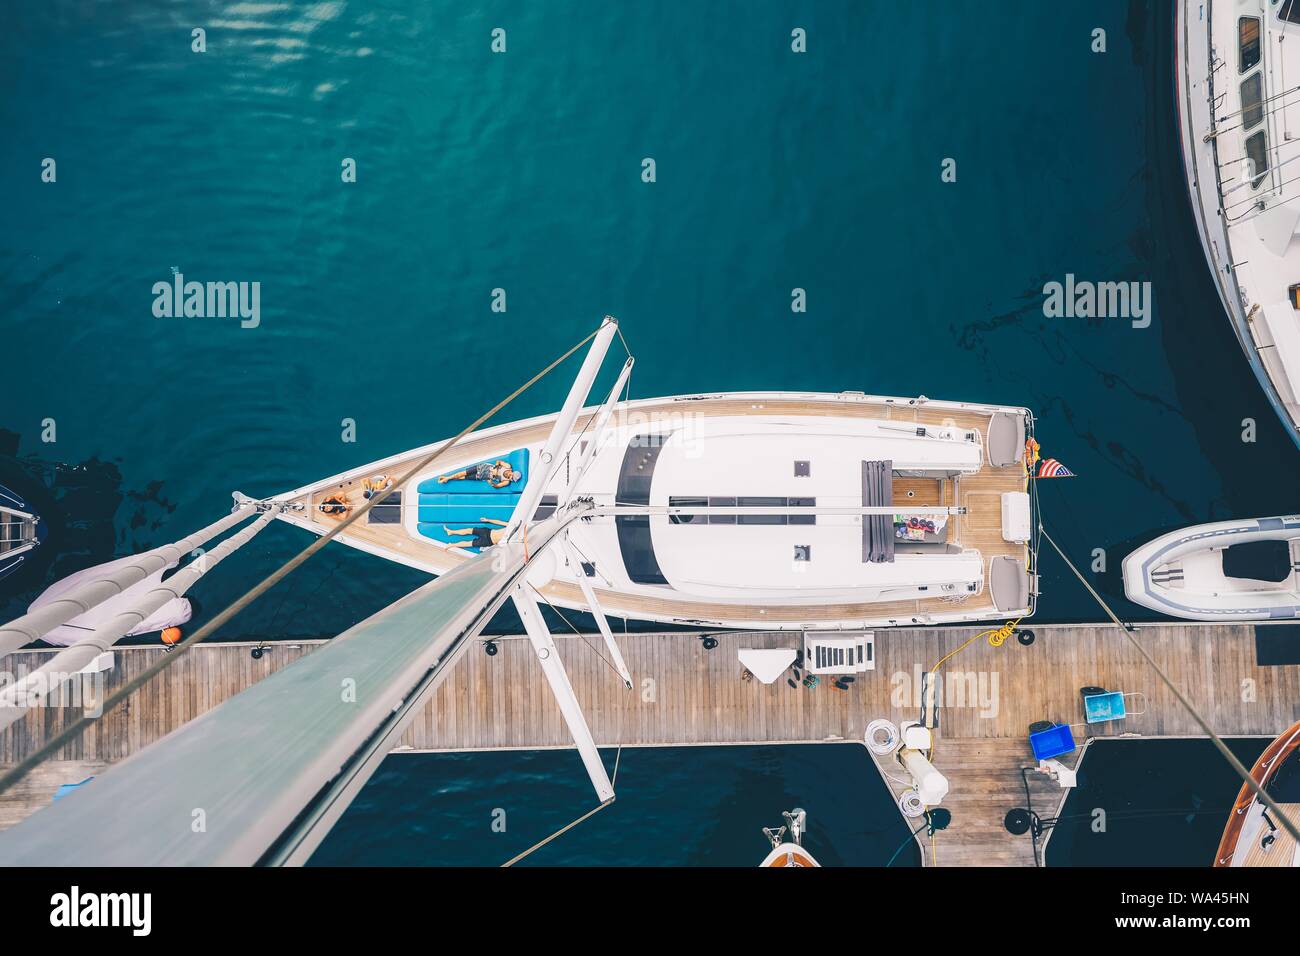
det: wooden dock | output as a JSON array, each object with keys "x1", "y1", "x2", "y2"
[{"x1": 1, "y1": 623, "x2": 1296, "y2": 865}]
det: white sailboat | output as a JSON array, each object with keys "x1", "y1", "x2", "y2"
[
  {"x1": 1122, "y1": 515, "x2": 1300, "y2": 621},
  {"x1": 255, "y1": 317, "x2": 1039, "y2": 633},
  {"x1": 0, "y1": 318, "x2": 1041, "y2": 862},
  {"x1": 1176, "y1": 0, "x2": 1300, "y2": 449}
]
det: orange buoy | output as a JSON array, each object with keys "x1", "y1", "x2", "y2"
[{"x1": 161, "y1": 626, "x2": 182, "y2": 646}]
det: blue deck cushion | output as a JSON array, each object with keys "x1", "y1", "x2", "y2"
[
  {"x1": 1028, "y1": 723, "x2": 1076, "y2": 761},
  {"x1": 417, "y1": 448, "x2": 529, "y2": 494},
  {"x1": 417, "y1": 522, "x2": 483, "y2": 553},
  {"x1": 417, "y1": 493, "x2": 519, "y2": 524}
]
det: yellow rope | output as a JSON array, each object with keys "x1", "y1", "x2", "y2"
[{"x1": 930, "y1": 617, "x2": 1020, "y2": 673}]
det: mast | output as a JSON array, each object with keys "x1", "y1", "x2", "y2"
[{"x1": 504, "y1": 316, "x2": 619, "y2": 542}]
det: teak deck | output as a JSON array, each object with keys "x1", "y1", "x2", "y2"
[
  {"x1": 284, "y1": 395, "x2": 1031, "y2": 628},
  {"x1": 3, "y1": 622, "x2": 1296, "y2": 866}
]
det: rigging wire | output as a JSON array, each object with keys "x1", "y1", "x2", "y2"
[
  {"x1": 501, "y1": 800, "x2": 613, "y2": 868},
  {"x1": 0, "y1": 326, "x2": 604, "y2": 800},
  {"x1": 496, "y1": 598, "x2": 629, "y2": 868},
  {"x1": 1038, "y1": 526, "x2": 1300, "y2": 847}
]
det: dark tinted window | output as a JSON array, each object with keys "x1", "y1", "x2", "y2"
[
  {"x1": 1241, "y1": 17, "x2": 1261, "y2": 72},
  {"x1": 707, "y1": 496, "x2": 736, "y2": 525},
  {"x1": 1241, "y1": 72, "x2": 1265, "y2": 130},
  {"x1": 1279, "y1": 0, "x2": 1300, "y2": 26},
  {"x1": 789, "y1": 497, "x2": 816, "y2": 526},
  {"x1": 1246, "y1": 130, "x2": 1270, "y2": 188},
  {"x1": 668, "y1": 496, "x2": 707, "y2": 524},
  {"x1": 738, "y1": 496, "x2": 786, "y2": 525}
]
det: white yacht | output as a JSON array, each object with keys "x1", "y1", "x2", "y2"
[
  {"x1": 259, "y1": 320, "x2": 1039, "y2": 632},
  {"x1": 1122, "y1": 515, "x2": 1300, "y2": 620},
  {"x1": 1177, "y1": 0, "x2": 1300, "y2": 449}
]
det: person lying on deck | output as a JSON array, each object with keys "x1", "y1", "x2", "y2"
[
  {"x1": 437, "y1": 460, "x2": 521, "y2": 489},
  {"x1": 443, "y1": 517, "x2": 508, "y2": 551},
  {"x1": 318, "y1": 493, "x2": 349, "y2": 516}
]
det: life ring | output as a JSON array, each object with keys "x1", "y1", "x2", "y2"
[
  {"x1": 866, "y1": 718, "x2": 900, "y2": 756},
  {"x1": 898, "y1": 789, "x2": 926, "y2": 818}
]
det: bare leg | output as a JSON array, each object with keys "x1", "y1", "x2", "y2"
[
  {"x1": 438, "y1": 471, "x2": 469, "y2": 484},
  {"x1": 446, "y1": 540, "x2": 472, "y2": 551},
  {"x1": 444, "y1": 526, "x2": 473, "y2": 536}
]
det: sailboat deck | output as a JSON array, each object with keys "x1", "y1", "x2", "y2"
[{"x1": 287, "y1": 395, "x2": 1031, "y2": 627}]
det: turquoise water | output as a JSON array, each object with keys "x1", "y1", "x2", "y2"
[{"x1": 2, "y1": 2, "x2": 1296, "y2": 864}]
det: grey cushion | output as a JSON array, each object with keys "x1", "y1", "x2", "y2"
[
  {"x1": 988, "y1": 413, "x2": 1026, "y2": 468},
  {"x1": 990, "y1": 555, "x2": 1030, "y2": 612}
]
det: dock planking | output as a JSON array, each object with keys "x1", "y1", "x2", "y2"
[{"x1": 1, "y1": 624, "x2": 1296, "y2": 864}]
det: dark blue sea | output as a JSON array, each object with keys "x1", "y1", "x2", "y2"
[{"x1": 2, "y1": 2, "x2": 1294, "y2": 864}]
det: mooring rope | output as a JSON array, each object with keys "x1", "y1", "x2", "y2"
[
  {"x1": 0, "y1": 326, "x2": 603, "y2": 799},
  {"x1": 1039, "y1": 524, "x2": 1300, "y2": 846}
]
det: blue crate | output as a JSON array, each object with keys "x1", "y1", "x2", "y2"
[
  {"x1": 1084, "y1": 691, "x2": 1127, "y2": 723},
  {"x1": 1029, "y1": 723, "x2": 1076, "y2": 760}
]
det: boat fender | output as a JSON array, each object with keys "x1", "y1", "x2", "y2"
[{"x1": 161, "y1": 626, "x2": 182, "y2": 646}]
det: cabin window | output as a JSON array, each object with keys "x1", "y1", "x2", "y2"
[
  {"x1": 1240, "y1": 17, "x2": 1262, "y2": 72},
  {"x1": 1277, "y1": 0, "x2": 1300, "y2": 26},
  {"x1": 737, "y1": 496, "x2": 785, "y2": 525},
  {"x1": 1241, "y1": 72, "x2": 1265, "y2": 130},
  {"x1": 668, "y1": 496, "x2": 707, "y2": 524},
  {"x1": 667, "y1": 496, "x2": 818, "y2": 525},
  {"x1": 1246, "y1": 130, "x2": 1270, "y2": 188},
  {"x1": 789, "y1": 497, "x2": 816, "y2": 525},
  {"x1": 707, "y1": 496, "x2": 736, "y2": 525}
]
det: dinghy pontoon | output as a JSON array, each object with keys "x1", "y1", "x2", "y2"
[{"x1": 1122, "y1": 516, "x2": 1300, "y2": 622}]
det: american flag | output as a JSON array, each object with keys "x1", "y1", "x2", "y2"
[{"x1": 1037, "y1": 458, "x2": 1075, "y2": 478}]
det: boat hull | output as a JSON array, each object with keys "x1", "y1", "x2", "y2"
[
  {"x1": 1174, "y1": 0, "x2": 1300, "y2": 449},
  {"x1": 266, "y1": 391, "x2": 1038, "y2": 631}
]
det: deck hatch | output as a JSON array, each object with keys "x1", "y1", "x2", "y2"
[{"x1": 616, "y1": 433, "x2": 671, "y2": 585}]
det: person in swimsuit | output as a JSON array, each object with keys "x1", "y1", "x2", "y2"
[
  {"x1": 437, "y1": 460, "x2": 521, "y2": 489},
  {"x1": 443, "y1": 517, "x2": 509, "y2": 551},
  {"x1": 318, "y1": 492, "x2": 349, "y2": 516}
]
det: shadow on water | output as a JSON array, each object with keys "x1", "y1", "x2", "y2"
[{"x1": 0, "y1": 427, "x2": 175, "y2": 615}]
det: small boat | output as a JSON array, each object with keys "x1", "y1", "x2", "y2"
[
  {"x1": 1176, "y1": 0, "x2": 1300, "y2": 449},
  {"x1": 0, "y1": 482, "x2": 44, "y2": 587},
  {"x1": 1214, "y1": 720, "x2": 1300, "y2": 867},
  {"x1": 257, "y1": 320, "x2": 1039, "y2": 631},
  {"x1": 1122, "y1": 516, "x2": 1300, "y2": 622},
  {"x1": 760, "y1": 808, "x2": 820, "y2": 867}
]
